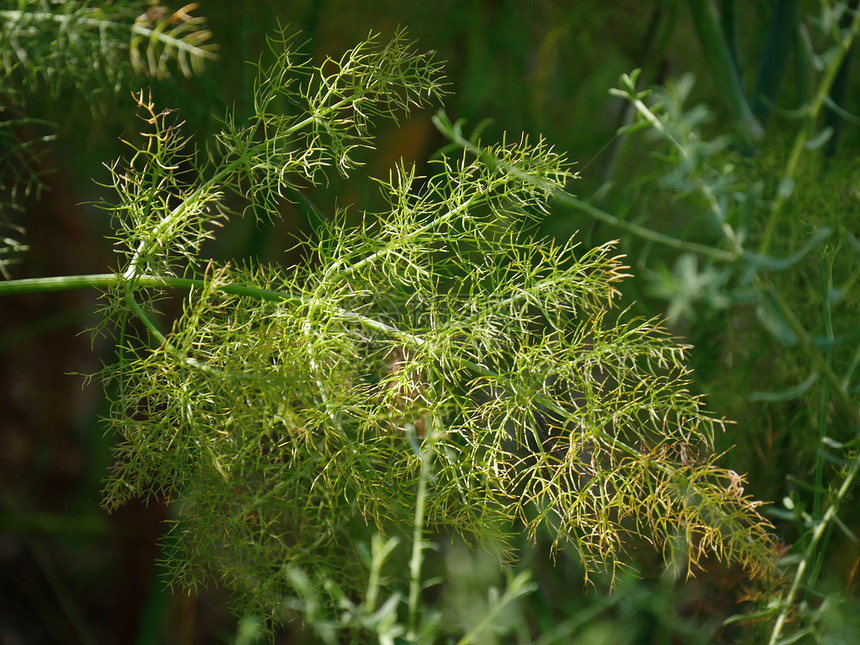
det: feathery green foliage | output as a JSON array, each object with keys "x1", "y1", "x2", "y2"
[
  {"x1": 0, "y1": 0, "x2": 216, "y2": 276},
  {"x1": 1, "y1": 4, "x2": 857, "y2": 640},
  {"x1": 0, "y1": 0, "x2": 216, "y2": 101},
  {"x1": 75, "y1": 28, "x2": 779, "y2": 623}
]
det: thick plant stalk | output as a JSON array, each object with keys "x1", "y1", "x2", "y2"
[
  {"x1": 686, "y1": 0, "x2": 762, "y2": 141},
  {"x1": 750, "y1": 0, "x2": 798, "y2": 123}
]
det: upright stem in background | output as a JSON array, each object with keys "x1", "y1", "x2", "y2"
[
  {"x1": 760, "y1": 3, "x2": 860, "y2": 254},
  {"x1": 750, "y1": 0, "x2": 798, "y2": 123},
  {"x1": 824, "y1": 0, "x2": 859, "y2": 157},
  {"x1": 768, "y1": 451, "x2": 860, "y2": 644},
  {"x1": 718, "y1": 0, "x2": 741, "y2": 74},
  {"x1": 803, "y1": 258, "x2": 838, "y2": 597},
  {"x1": 813, "y1": 258, "x2": 835, "y2": 521},
  {"x1": 686, "y1": 0, "x2": 762, "y2": 142}
]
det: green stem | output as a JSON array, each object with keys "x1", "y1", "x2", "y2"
[
  {"x1": 0, "y1": 272, "x2": 427, "y2": 347},
  {"x1": 554, "y1": 189, "x2": 738, "y2": 261},
  {"x1": 750, "y1": 0, "x2": 797, "y2": 122},
  {"x1": 768, "y1": 449, "x2": 860, "y2": 644},
  {"x1": 813, "y1": 259, "x2": 835, "y2": 519},
  {"x1": 436, "y1": 112, "x2": 744, "y2": 261},
  {"x1": 406, "y1": 420, "x2": 435, "y2": 638},
  {"x1": 364, "y1": 535, "x2": 399, "y2": 613},
  {"x1": 0, "y1": 510, "x2": 107, "y2": 536},
  {"x1": 123, "y1": 285, "x2": 167, "y2": 346},
  {"x1": 0, "y1": 268, "x2": 665, "y2": 465},
  {"x1": 685, "y1": 0, "x2": 762, "y2": 142},
  {"x1": 806, "y1": 259, "x2": 837, "y2": 592},
  {"x1": 719, "y1": 0, "x2": 741, "y2": 74},
  {"x1": 0, "y1": 273, "x2": 121, "y2": 294}
]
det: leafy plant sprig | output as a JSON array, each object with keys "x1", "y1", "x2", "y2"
[
  {"x1": 0, "y1": 28, "x2": 778, "y2": 626},
  {"x1": 0, "y1": 1, "x2": 217, "y2": 281},
  {"x1": 0, "y1": 0, "x2": 217, "y2": 101}
]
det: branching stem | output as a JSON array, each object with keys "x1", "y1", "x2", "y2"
[
  {"x1": 434, "y1": 113, "x2": 740, "y2": 263},
  {"x1": 406, "y1": 424, "x2": 433, "y2": 638}
]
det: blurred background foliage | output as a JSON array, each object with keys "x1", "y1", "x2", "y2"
[{"x1": 1, "y1": 0, "x2": 859, "y2": 643}]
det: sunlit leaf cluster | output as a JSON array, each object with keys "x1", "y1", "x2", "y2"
[{"x1": 216, "y1": 28, "x2": 446, "y2": 214}]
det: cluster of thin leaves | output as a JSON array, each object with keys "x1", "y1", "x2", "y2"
[
  {"x1": 105, "y1": 89, "x2": 224, "y2": 280},
  {"x1": 95, "y1": 30, "x2": 777, "y2": 621},
  {"x1": 0, "y1": 0, "x2": 216, "y2": 102},
  {"x1": 0, "y1": 1, "x2": 216, "y2": 277},
  {"x1": 573, "y1": 56, "x2": 860, "y2": 642},
  {"x1": 216, "y1": 28, "x2": 446, "y2": 214}
]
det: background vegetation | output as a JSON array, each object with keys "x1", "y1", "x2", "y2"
[{"x1": 1, "y1": 1, "x2": 859, "y2": 643}]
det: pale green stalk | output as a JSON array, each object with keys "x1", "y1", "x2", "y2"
[
  {"x1": 768, "y1": 450, "x2": 860, "y2": 644},
  {"x1": 813, "y1": 259, "x2": 835, "y2": 520},
  {"x1": 550, "y1": 189, "x2": 739, "y2": 262},
  {"x1": 406, "y1": 421, "x2": 434, "y2": 639},
  {"x1": 0, "y1": 272, "x2": 428, "y2": 346},
  {"x1": 364, "y1": 535, "x2": 399, "y2": 613}
]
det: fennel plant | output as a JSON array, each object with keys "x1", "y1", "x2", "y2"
[{"x1": 0, "y1": 26, "x2": 777, "y2": 627}]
